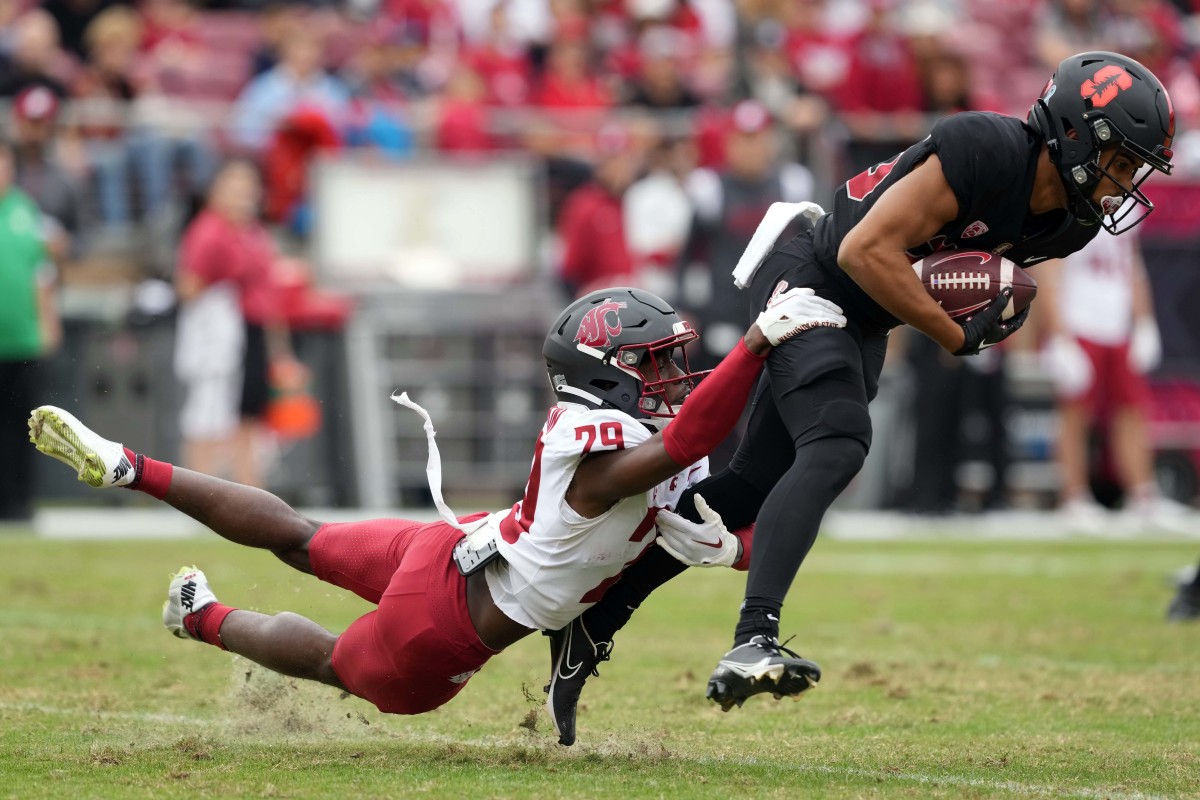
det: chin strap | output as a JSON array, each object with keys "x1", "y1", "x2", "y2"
[{"x1": 552, "y1": 382, "x2": 606, "y2": 407}]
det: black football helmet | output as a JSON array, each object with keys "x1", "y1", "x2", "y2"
[
  {"x1": 543, "y1": 287, "x2": 709, "y2": 428},
  {"x1": 1028, "y1": 51, "x2": 1174, "y2": 234}
]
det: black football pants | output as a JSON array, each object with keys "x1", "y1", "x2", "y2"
[{"x1": 580, "y1": 322, "x2": 888, "y2": 641}]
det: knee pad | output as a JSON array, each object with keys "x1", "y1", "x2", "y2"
[
  {"x1": 810, "y1": 432, "x2": 869, "y2": 489},
  {"x1": 811, "y1": 397, "x2": 873, "y2": 451}
]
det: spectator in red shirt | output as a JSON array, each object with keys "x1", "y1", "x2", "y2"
[
  {"x1": 781, "y1": 0, "x2": 853, "y2": 106},
  {"x1": 175, "y1": 158, "x2": 299, "y2": 488},
  {"x1": 136, "y1": 0, "x2": 206, "y2": 95},
  {"x1": 838, "y1": 0, "x2": 927, "y2": 174},
  {"x1": 460, "y1": 2, "x2": 532, "y2": 107},
  {"x1": 555, "y1": 123, "x2": 644, "y2": 297},
  {"x1": 435, "y1": 64, "x2": 494, "y2": 153},
  {"x1": 533, "y1": 36, "x2": 613, "y2": 111}
]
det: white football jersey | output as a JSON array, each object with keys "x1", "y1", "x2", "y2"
[
  {"x1": 484, "y1": 403, "x2": 709, "y2": 631},
  {"x1": 1058, "y1": 230, "x2": 1139, "y2": 345}
]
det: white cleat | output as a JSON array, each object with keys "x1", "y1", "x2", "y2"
[
  {"x1": 1058, "y1": 497, "x2": 1109, "y2": 535},
  {"x1": 1124, "y1": 495, "x2": 1196, "y2": 535},
  {"x1": 27, "y1": 405, "x2": 134, "y2": 488},
  {"x1": 163, "y1": 566, "x2": 219, "y2": 640}
]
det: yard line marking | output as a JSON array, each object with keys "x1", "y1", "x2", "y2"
[{"x1": 0, "y1": 702, "x2": 1174, "y2": 800}]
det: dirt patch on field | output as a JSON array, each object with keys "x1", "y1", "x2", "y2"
[{"x1": 217, "y1": 657, "x2": 378, "y2": 740}]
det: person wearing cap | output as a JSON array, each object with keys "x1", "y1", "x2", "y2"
[
  {"x1": 677, "y1": 100, "x2": 815, "y2": 372},
  {"x1": 11, "y1": 85, "x2": 86, "y2": 263},
  {"x1": 0, "y1": 137, "x2": 61, "y2": 523},
  {"x1": 554, "y1": 123, "x2": 645, "y2": 298}
]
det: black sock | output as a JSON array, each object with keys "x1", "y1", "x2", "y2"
[
  {"x1": 734, "y1": 598, "x2": 782, "y2": 646},
  {"x1": 581, "y1": 545, "x2": 686, "y2": 643}
]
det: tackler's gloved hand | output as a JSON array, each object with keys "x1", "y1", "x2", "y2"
[
  {"x1": 655, "y1": 495, "x2": 741, "y2": 568},
  {"x1": 754, "y1": 288, "x2": 846, "y2": 346}
]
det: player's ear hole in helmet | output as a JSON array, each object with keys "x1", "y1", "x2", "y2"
[
  {"x1": 1027, "y1": 50, "x2": 1174, "y2": 235},
  {"x1": 543, "y1": 287, "x2": 712, "y2": 430}
]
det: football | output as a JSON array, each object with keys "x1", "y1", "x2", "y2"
[{"x1": 912, "y1": 250, "x2": 1037, "y2": 321}]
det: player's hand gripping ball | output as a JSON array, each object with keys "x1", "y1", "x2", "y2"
[{"x1": 913, "y1": 250, "x2": 1037, "y2": 321}]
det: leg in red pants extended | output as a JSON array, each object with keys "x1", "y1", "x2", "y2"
[{"x1": 29, "y1": 405, "x2": 495, "y2": 714}]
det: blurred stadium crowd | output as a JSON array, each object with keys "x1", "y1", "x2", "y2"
[
  {"x1": 1, "y1": 0, "x2": 1198, "y2": 270},
  {"x1": 3, "y1": 0, "x2": 1200, "y2": 522}
]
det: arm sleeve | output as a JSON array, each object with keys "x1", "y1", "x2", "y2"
[
  {"x1": 732, "y1": 525, "x2": 753, "y2": 571},
  {"x1": 661, "y1": 338, "x2": 767, "y2": 466}
]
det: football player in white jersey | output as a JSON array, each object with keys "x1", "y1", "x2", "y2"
[
  {"x1": 1039, "y1": 229, "x2": 1190, "y2": 533},
  {"x1": 27, "y1": 285, "x2": 844, "y2": 734}
]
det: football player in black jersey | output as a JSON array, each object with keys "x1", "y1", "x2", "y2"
[{"x1": 542, "y1": 50, "x2": 1176, "y2": 743}]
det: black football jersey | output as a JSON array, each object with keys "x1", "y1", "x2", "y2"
[{"x1": 807, "y1": 112, "x2": 1100, "y2": 332}]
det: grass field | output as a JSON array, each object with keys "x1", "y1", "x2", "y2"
[{"x1": 2, "y1": 532, "x2": 1198, "y2": 799}]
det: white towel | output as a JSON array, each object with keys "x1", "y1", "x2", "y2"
[
  {"x1": 731, "y1": 201, "x2": 826, "y2": 289},
  {"x1": 391, "y1": 391, "x2": 490, "y2": 534}
]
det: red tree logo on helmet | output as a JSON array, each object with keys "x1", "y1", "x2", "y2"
[
  {"x1": 1080, "y1": 65, "x2": 1133, "y2": 108},
  {"x1": 575, "y1": 300, "x2": 627, "y2": 348}
]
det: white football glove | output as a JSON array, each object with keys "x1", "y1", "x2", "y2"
[
  {"x1": 655, "y1": 494, "x2": 740, "y2": 568},
  {"x1": 755, "y1": 287, "x2": 846, "y2": 346},
  {"x1": 1128, "y1": 317, "x2": 1162, "y2": 374},
  {"x1": 1043, "y1": 334, "x2": 1093, "y2": 398}
]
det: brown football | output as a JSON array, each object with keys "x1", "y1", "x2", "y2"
[{"x1": 912, "y1": 250, "x2": 1037, "y2": 321}]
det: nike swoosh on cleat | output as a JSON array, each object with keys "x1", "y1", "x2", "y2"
[{"x1": 557, "y1": 625, "x2": 584, "y2": 679}]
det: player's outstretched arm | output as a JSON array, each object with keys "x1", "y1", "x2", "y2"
[{"x1": 566, "y1": 289, "x2": 845, "y2": 518}]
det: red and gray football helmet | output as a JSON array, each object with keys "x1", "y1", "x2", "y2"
[
  {"x1": 1028, "y1": 51, "x2": 1174, "y2": 234},
  {"x1": 543, "y1": 287, "x2": 709, "y2": 429}
]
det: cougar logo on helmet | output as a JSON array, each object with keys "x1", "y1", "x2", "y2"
[
  {"x1": 574, "y1": 300, "x2": 627, "y2": 348},
  {"x1": 1080, "y1": 65, "x2": 1132, "y2": 108}
]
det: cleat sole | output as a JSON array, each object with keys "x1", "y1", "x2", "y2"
[
  {"x1": 706, "y1": 661, "x2": 820, "y2": 710},
  {"x1": 29, "y1": 408, "x2": 109, "y2": 487}
]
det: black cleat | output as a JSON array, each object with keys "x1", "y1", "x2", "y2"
[
  {"x1": 542, "y1": 618, "x2": 612, "y2": 746},
  {"x1": 706, "y1": 635, "x2": 821, "y2": 712},
  {"x1": 1167, "y1": 587, "x2": 1200, "y2": 621}
]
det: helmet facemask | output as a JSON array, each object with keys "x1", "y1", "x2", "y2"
[
  {"x1": 1061, "y1": 117, "x2": 1172, "y2": 235},
  {"x1": 574, "y1": 323, "x2": 709, "y2": 430},
  {"x1": 610, "y1": 328, "x2": 710, "y2": 428},
  {"x1": 1028, "y1": 52, "x2": 1175, "y2": 236}
]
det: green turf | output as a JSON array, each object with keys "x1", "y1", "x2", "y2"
[{"x1": 1, "y1": 534, "x2": 1197, "y2": 799}]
